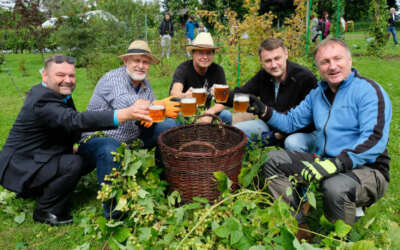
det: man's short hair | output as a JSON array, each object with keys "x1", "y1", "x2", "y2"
[
  {"x1": 313, "y1": 37, "x2": 351, "y2": 63},
  {"x1": 258, "y1": 38, "x2": 286, "y2": 57},
  {"x1": 44, "y1": 54, "x2": 75, "y2": 70}
]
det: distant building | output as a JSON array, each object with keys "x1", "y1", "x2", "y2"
[{"x1": 0, "y1": 0, "x2": 15, "y2": 10}]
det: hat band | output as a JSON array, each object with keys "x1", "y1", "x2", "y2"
[{"x1": 127, "y1": 48, "x2": 150, "y2": 54}]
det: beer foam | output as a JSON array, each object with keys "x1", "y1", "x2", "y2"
[
  {"x1": 214, "y1": 84, "x2": 228, "y2": 89},
  {"x1": 150, "y1": 105, "x2": 165, "y2": 110},
  {"x1": 192, "y1": 88, "x2": 206, "y2": 93},
  {"x1": 234, "y1": 96, "x2": 249, "y2": 102},
  {"x1": 181, "y1": 98, "x2": 196, "y2": 104}
]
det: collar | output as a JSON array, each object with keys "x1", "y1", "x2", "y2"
[{"x1": 318, "y1": 68, "x2": 356, "y2": 90}]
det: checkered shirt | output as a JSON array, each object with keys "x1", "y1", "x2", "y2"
[{"x1": 81, "y1": 66, "x2": 155, "y2": 144}]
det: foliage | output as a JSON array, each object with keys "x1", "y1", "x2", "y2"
[
  {"x1": 86, "y1": 52, "x2": 122, "y2": 86},
  {"x1": 198, "y1": 0, "x2": 307, "y2": 86},
  {"x1": 367, "y1": 0, "x2": 389, "y2": 56}
]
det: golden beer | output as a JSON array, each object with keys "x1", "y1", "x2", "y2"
[
  {"x1": 214, "y1": 84, "x2": 229, "y2": 103},
  {"x1": 180, "y1": 98, "x2": 197, "y2": 117},
  {"x1": 233, "y1": 94, "x2": 249, "y2": 113},
  {"x1": 192, "y1": 88, "x2": 206, "y2": 105},
  {"x1": 149, "y1": 105, "x2": 165, "y2": 122}
]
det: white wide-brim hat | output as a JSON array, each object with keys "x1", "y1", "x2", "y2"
[
  {"x1": 118, "y1": 40, "x2": 160, "y2": 64},
  {"x1": 187, "y1": 32, "x2": 220, "y2": 54}
]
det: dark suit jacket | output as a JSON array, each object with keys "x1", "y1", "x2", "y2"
[
  {"x1": 388, "y1": 14, "x2": 397, "y2": 27},
  {"x1": 0, "y1": 84, "x2": 117, "y2": 193}
]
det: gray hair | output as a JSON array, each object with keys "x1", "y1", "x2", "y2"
[{"x1": 314, "y1": 37, "x2": 351, "y2": 64}]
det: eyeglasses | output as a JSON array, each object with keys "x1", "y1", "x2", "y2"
[{"x1": 45, "y1": 55, "x2": 75, "y2": 66}]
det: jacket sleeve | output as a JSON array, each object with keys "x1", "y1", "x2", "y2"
[
  {"x1": 33, "y1": 93, "x2": 116, "y2": 133},
  {"x1": 337, "y1": 84, "x2": 392, "y2": 170},
  {"x1": 265, "y1": 88, "x2": 316, "y2": 133},
  {"x1": 159, "y1": 21, "x2": 163, "y2": 35}
]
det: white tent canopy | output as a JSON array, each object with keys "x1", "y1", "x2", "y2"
[{"x1": 41, "y1": 10, "x2": 119, "y2": 28}]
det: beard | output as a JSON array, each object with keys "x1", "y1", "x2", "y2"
[{"x1": 126, "y1": 68, "x2": 147, "y2": 81}]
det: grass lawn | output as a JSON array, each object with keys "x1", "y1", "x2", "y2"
[{"x1": 0, "y1": 33, "x2": 399, "y2": 249}]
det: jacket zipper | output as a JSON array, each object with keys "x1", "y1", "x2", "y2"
[{"x1": 322, "y1": 90, "x2": 334, "y2": 156}]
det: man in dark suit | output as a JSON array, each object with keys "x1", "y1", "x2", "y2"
[{"x1": 0, "y1": 55, "x2": 152, "y2": 226}]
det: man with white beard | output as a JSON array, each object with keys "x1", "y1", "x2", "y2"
[{"x1": 79, "y1": 40, "x2": 180, "y2": 219}]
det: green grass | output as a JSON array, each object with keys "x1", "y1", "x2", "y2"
[{"x1": 0, "y1": 33, "x2": 400, "y2": 249}]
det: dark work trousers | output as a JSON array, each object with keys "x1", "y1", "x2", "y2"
[
  {"x1": 26, "y1": 154, "x2": 83, "y2": 216},
  {"x1": 262, "y1": 149, "x2": 388, "y2": 225}
]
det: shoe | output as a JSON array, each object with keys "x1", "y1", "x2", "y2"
[
  {"x1": 33, "y1": 209, "x2": 73, "y2": 226},
  {"x1": 296, "y1": 223, "x2": 313, "y2": 243}
]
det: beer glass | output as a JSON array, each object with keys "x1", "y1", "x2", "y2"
[
  {"x1": 233, "y1": 93, "x2": 249, "y2": 113},
  {"x1": 149, "y1": 104, "x2": 165, "y2": 123},
  {"x1": 213, "y1": 84, "x2": 229, "y2": 103},
  {"x1": 180, "y1": 97, "x2": 197, "y2": 117},
  {"x1": 192, "y1": 88, "x2": 207, "y2": 105}
]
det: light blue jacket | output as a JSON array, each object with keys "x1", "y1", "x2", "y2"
[{"x1": 267, "y1": 69, "x2": 392, "y2": 172}]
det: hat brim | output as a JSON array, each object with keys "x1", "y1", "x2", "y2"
[
  {"x1": 187, "y1": 45, "x2": 220, "y2": 54},
  {"x1": 118, "y1": 52, "x2": 160, "y2": 64}
]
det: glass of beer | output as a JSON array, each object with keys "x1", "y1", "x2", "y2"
[
  {"x1": 180, "y1": 97, "x2": 197, "y2": 117},
  {"x1": 213, "y1": 84, "x2": 229, "y2": 103},
  {"x1": 192, "y1": 88, "x2": 207, "y2": 105},
  {"x1": 233, "y1": 93, "x2": 249, "y2": 113},
  {"x1": 149, "y1": 104, "x2": 165, "y2": 123}
]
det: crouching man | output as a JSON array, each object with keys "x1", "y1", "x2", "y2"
[
  {"x1": 0, "y1": 55, "x2": 152, "y2": 226},
  {"x1": 247, "y1": 38, "x2": 391, "y2": 241}
]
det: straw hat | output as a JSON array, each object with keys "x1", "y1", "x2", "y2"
[
  {"x1": 118, "y1": 40, "x2": 160, "y2": 64},
  {"x1": 187, "y1": 32, "x2": 219, "y2": 54}
]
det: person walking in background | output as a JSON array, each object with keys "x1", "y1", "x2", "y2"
[
  {"x1": 311, "y1": 14, "x2": 321, "y2": 42},
  {"x1": 185, "y1": 16, "x2": 198, "y2": 57},
  {"x1": 388, "y1": 7, "x2": 398, "y2": 45},
  {"x1": 197, "y1": 22, "x2": 207, "y2": 34},
  {"x1": 159, "y1": 12, "x2": 174, "y2": 59},
  {"x1": 321, "y1": 11, "x2": 330, "y2": 39}
]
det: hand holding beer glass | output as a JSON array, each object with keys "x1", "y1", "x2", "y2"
[
  {"x1": 233, "y1": 93, "x2": 249, "y2": 112},
  {"x1": 180, "y1": 97, "x2": 197, "y2": 117},
  {"x1": 149, "y1": 103, "x2": 166, "y2": 123},
  {"x1": 192, "y1": 88, "x2": 207, "y2": 106},
  {"x1": 213, "y1": 84, "x2": 229, "y2": 103}
]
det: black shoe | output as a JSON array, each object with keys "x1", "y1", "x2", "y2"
[{"x1": 33, "y1": 209, "x2": 73, "y2": 226}]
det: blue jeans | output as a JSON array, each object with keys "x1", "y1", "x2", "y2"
[
  {"x1": 387, "y1": 26, "x2": 398, "y2": 44},
  {"x1": 78, "y1": 118, "x2": 179, "y2": 218},
  {"x1": 234, "y1": 119, "x2": 316, "y2": 152}
]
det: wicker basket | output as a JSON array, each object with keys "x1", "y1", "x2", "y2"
[{"x1": 158, "y1": 114, "x2": 247, "y2": 204}]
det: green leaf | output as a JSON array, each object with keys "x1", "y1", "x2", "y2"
[
  {"x1": 233, "y1": 200, "x2": 246, "y2": 215},
  {"x1": 215, "y1": 217, "x2": 243, "y2": 244},
  {"x1": 138, "y1": 189, "x2": 149, "y2": 198},
  {"x1": 114, "y1": 227, "x2": 131, "y2": 243},
  {"x1": 14, "y1": 212, "x2": 25, "y2": 225},
  {"x1": 285, "y1": 187, "x2": 293, "y2": 198},
  {"x1": 174, "y1": 207, "x2": 185, "y2": 224},
  {"x1": 138, "y1": 227, "x2": 152, "y2": 242},
  {"x1": 167, "y1": 190, "x2": 181, "y2": 207},
  {"x1": 124, "y1": 161, "x2": 142, "y2": 177},
  {"x1": 320, "y1": 215, "x2": 334, "y2": 231},
  {"x1": 293, "y1": 238, "x2": 320, "y2": 249},
  {"x1": 15, "y1": 241, "x2": 27, "y2": 250},
  {"x1": 114, "y1": 196, "x2": 127, "y2": 212},
  {"x1": 249, "y1": 246, "x2": 266, "y2": 250},
  {"x1": 106, "y1": 221, "x2": 124, "y2": 228},
  {"x1": 213, "y1": 171, "x2": 232, "y2": 194},
  {"x1": 239, "y1": 151, "x2": 268, "y2": 187},
  {"x1": 138, "y1": 198, "x2": 154, "y2": 214},
  {"x1": 192, "y1": 196, "x2": 209, "y2": 204},
  {"x1": 306, "y1": 191, "x2": 316, "y2": 209},
  {"x1": 72, "y1": 242, "x2": 90, "y2": 250},
  {"x1": 334, "y1": 219, "x2": 352, "y2": 238}
]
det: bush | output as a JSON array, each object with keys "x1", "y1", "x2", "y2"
[{"x1": 86, "y1": 52, "x2": 122, "y2": 86}]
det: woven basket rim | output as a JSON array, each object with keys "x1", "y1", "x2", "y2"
[{"x1": 157, "y1": 122, "x2": 247, "y2": 158}]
